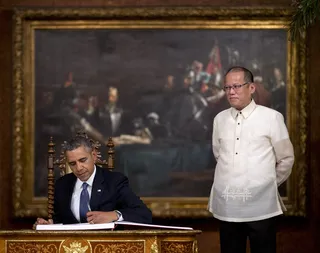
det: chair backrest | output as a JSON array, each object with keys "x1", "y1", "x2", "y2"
[{"x1": 47, "y1": 131, "x2": 115, "y2": 220}]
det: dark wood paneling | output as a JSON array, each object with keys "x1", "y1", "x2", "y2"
[
  {"x1": 307, "y1": 21, "x2": 320, "y2": 251},
  {"x1": 0, "y1": 1, "x2": 319, "y2": 253},
  {"x1": 0, "y1": 8, "x2": 13, "y2": 230}
]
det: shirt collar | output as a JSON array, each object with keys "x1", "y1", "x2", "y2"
[
  {"x1": 231, "y1": 99, "x2": 257, "y2": 119},
  {"x1": 75, "y1": 165, "x2": 96, "y2": 190}
]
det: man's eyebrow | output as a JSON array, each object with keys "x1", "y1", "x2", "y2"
[{"x1": 68, "y1": 157, "x2": 87, "y2": 163}]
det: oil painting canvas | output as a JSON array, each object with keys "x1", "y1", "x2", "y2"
[{"x1": 34, "y1": 29, "x2": 287, "y2": 198}]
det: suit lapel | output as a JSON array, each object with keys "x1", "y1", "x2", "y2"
[{"x1": 90, "y1": 167, "x2": 106, "y2": 211}]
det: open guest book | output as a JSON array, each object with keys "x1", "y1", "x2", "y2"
[{"x1": 36, "y1": 221, "x2": 193, "y2": 231}]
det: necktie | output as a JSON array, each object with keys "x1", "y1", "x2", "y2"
[{"x1": 79, "y1": 182, "x2": 89, "y2": 223}]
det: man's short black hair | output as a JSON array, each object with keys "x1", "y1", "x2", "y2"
[
  {"x1": 225, "y1": 66, "x2": 254, "y2": 83},
  {"x1": 63, "y1": 135, "x2": 93, "y2": 153}
]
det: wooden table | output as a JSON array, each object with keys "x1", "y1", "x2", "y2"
[{"x1": 0, "y1": 229, "x2": 201, "y2": 252}]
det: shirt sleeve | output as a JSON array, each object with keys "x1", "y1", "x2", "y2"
[
  {"x1": 115, "y1": 210, "x2": 124, "y2": 221},
  {"x1": 212, "y1": 117, "x2": 220, "y2": 161},
  {"x1": 270, "y1": 112, "x2": 295, "y2": 186}
]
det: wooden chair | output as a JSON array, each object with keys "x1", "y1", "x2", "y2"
[{"x1": 46, "y1": 131, "x2": 115, "y2": 220}]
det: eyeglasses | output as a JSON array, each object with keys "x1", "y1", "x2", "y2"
[{"x1": 223, "y1": 82, "x2": 250, "y2": 92}]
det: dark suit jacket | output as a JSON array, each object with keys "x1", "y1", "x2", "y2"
[{"x1": 53, "y1": 166, "x2": 152, "y2": 224}]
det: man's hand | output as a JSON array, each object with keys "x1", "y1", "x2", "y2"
[
  {"x1": 33, "y1": 218, "x2": 53, "y2": 229},
  {"x1": 86, "y1": 211, "x2": 118, "y2": 224}
]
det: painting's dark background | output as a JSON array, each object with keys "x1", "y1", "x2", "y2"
[
  {"x1": 35, "y1": 29, "x2": 286, "y2": 89},
  {"x1": 0, "y1": 1, "x2": 319, "y2": 253},
  {"x1": 34, "y1": 29, "x2": 287, "y2": 198}
]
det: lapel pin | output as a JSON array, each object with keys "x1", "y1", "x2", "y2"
[{"x1": 97, "y1": 189, "x2": 102, "y2": 192}]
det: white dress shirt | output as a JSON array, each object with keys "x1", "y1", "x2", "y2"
[
  {"x1": 208, "y1": 100, "x2": 294, "y2": 222},
  {"x1": 71, "y1": 166, "x2": 96, "y2": 222},
  {"x1": 71, "y1": 165, "x2": 123, "y2": 222}
]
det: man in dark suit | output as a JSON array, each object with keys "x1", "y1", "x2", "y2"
[{"x1": 35, "y1": 135, "x2": 152, "y2": 225}]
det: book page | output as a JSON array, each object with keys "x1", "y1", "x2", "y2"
[
  {"x1": 115, "y1": 221, "x2": 193, "y2": 230},
  {"x1": 36, "y1": 221, "x2": 193, "y2": 231},
  {"x1": 36, "y1": 222, "x2": 115, "y2": 231}
]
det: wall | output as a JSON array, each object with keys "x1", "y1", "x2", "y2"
[{"x1": 0, "y1": 0, "x2": 319, "y2": 252}]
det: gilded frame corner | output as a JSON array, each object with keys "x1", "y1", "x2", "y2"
[{"x1": 12, "y1": 7, "x2": 307, "y2": 218}]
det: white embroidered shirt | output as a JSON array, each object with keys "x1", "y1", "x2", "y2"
[{"x1": 208, "y1": 100, "x2": 294, "y2": 222}]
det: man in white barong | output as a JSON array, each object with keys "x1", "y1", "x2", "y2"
[{"x1": 208, "y1": 66, "x2": 294, "y2": 253}]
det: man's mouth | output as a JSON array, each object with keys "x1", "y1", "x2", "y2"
[{"x1": 78, "y1": 172, "x2": 87, "y2": 177}]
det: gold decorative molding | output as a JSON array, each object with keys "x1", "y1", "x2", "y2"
[
  {"x1": 60, "y1": 239, "x2": 92, "y2": 253},
  {"x1": 94, "y1": 242, "x2": 144, "y2": 253},
  {"x1": 161, "y1": 241, "x2": 193, "y2": 253},
  {"x1": 4, "y1": 236, "x2": 200, "y2": 253},
  {"x1": 12, "y1": 7, "x2": 307, "y2": 218},
  {"x1": 298, "y1": 29, "x2": 307, "y2": 217},
  {"x1": 62, "y1": 242, "x2": 88, "y2": 253},
  {"x1": 285, "y1": 28, "x2": 307, "y2": 217},
  {"x1": 13, "y1": 7, "x2": 294, "y2": 20},
  {"x1": 12, "y1": 11, "x2": 25, "y2": 218},
  {"x1": 192, "y1": 240, "x2": 198, "y2": 253},
  {"x1": 7, "y1": 241, "x2": 58, "y2": 253},
  {"x1": 0, "y1": 230, "x2": 201, "y2": 236},
  {"x1": 150, "y1": 237, "x2": 159, "y2": 253}
]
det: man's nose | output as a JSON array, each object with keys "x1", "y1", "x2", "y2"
[
  {"x1": 75, "y1": 162, "x2": 82, "y2": 171},
  {"x1": 229, "y1": 88, "x2": 236, "y2": 94}
]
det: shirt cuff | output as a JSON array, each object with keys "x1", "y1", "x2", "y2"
[{"x1": 115, "y1": 210, "x2": 124, "y2": 221}]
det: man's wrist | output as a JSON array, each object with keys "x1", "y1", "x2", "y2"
[{"x1": 114, "y1": 210, "x2": 121, "y2": 221}]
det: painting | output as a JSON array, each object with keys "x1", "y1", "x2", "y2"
[{"x1": 12, "y1": 7, "x2": 307, "y2": 218}]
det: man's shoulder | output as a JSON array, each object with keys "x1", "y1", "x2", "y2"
[
  {"x1": 97, "y1": 166, "x2": 127, "y2": 181},
  {"x1": 213, "y1": 108, "x2": 233, "y2": 127},
  {"x1": 214, "y1": 108, "x2": 232, "y2": 121},
  {"x1": 255, "y1": 105, "x2": 283, "y2": 117},
  {"x1": 55, "y1": 172, "x2": 76, "y2": 187}
]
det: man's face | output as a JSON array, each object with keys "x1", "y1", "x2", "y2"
[
  {"x1": 225, "y1": 71, "x2": 255, "y2": 110},
  {"x1": 184, "y1": 77, "x2": 192, "y2": 87},
  {"x1": 108, "y1": 94, "x2": 118, "y2": 104},
  {"x1": 66, "y1": 145, "x2": 96, "y2": 182}
]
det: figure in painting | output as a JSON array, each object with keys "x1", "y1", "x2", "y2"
[{"x1": 98, "y1": 87, "x2": 124, "y2": 137}]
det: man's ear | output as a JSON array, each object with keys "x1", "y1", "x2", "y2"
[
  {"x1": 92, "y1": 149, "x2": 98, "y2": 162},
  {"x1": 250, "y1": 83, "x2": 256, "y2": 94}
]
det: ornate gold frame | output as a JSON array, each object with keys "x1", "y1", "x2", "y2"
[{"x1": 12, "y1": 7, "x2": 307, "y2": 218}]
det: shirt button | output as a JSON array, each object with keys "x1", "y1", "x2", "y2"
[
  {"x1": 239, "y1": 112, "x2": 242, "y2": 114},
  {"x1": 237, "y1": 138, "x2": 239, "y2": 140},
  {"x1": 236, "y1": 152, "x2": 238, "y2": 155},
  {"x1": 238, "y1": 123, "x2": 240, "y2": 125}
]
